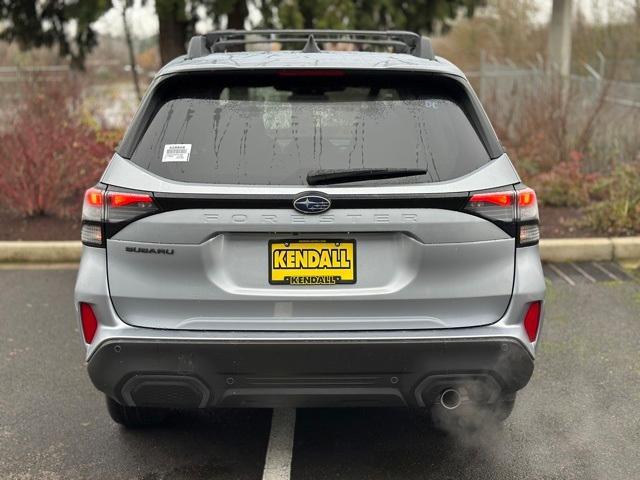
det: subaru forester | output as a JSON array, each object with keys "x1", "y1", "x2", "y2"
[{"x1": 74, "y1": 30, "x2": 545, "y2": 429}]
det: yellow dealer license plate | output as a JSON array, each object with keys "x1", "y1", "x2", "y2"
[{"x1": 269, "y1": 239, "x2": 356, "y2": 285}]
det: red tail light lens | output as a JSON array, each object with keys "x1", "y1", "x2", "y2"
[
  {"x1": 108, "y1": 192, "x2": 154, "y2": 208},
  {"x1": 466, "y1": 191, "x2": 515, "y2": 222},
  {"x1": 82, "y1": 187, "x2": 104, "y2": 221},
  {"x1": 79, "y1": 302, "x2": 98, "y2": 344},
  {"x1": 469, "y1": 191, "x2": 514, "y2": 207},
  {"x1": 517, "y1": 187, "x2": 538, "y2": 221},
  {"x1": 106, "y1": 191, "x2": 157, "y2": 223},
  {"x1": 518, "y1": 189, "x2": 535, "y2": 206},
  {"x1": 85, "y1": 188, "x2": 104, "y2": 206},
  {"x1": 523, "y1": 301, "x2": 542, "y2": 342}
]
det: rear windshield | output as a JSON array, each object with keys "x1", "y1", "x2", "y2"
[{"x1": 123, "y1": 71, "x2": 492, "y2": 185}]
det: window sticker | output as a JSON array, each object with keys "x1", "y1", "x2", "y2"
[{"x1": 162, "y1": 144, "x2": 192, "y2": 162}]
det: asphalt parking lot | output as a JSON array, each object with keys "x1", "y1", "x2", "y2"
[{"x1": 1, "y1": 267, "x2": 639, "y2": 480}]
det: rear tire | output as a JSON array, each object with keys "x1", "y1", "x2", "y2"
[{"x1": 105, "y1": 396, "x2": 168, "y2": 428}]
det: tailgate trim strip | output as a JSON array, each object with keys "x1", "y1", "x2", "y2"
[{"x1": 153, "y1": 192, "x2": 469, "y2": 211}]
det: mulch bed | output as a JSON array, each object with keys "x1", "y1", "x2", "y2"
[
  {"x1": 538, "y1": 206, "x2": 600, "y2": 238},
  {"x1": 0, "y1": 205, "x2": 604, "y2": 241},
  {"x1": 0, "y1": 209, "x2": 81, "y2": 241}
]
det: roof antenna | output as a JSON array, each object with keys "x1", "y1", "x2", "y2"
[{"x1": 302, "y1": 34, "x2": 322, "y2": 53}]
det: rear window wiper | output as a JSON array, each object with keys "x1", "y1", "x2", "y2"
[{"x1": 306, "y1": 168, "x2": 427, "y2": 186}]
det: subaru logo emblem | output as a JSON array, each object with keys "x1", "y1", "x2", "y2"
[{"x1": 293, "y1": 194, "x2": 331, "y2": 214}]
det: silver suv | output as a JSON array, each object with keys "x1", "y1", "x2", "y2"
[{"x1": 74, "y1": 30, "x2": 545, "y2": 428}]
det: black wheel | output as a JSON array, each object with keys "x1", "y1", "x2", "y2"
[
  {"x1": 105, "y1": 396, "x2": 168, "y2": 428},
  {"x1": 428, "y1": 393, "x2": 517, "y2": 433}
]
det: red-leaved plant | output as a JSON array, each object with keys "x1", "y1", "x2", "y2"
[
  {"x1": 530, "y1": 150, "x2": 599, "y2": 208},
  {"x1": 0, "y1": 75, "x2": 118, "y2": 217}
]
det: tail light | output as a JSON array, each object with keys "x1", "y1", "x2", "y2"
[
  {"x1": 81, "y1": 187, "x2": 105, "y2": 246},
  {"x1": 81, "y1": 185, "x2": 158, "y2": 247},
  {"x1": 523, "y1": 301, "x2": 542, "y2": 342},
  {"x1": 465, "y1": 186, "x2": 539, "y2": 247},
  {"x1": 106, "y1": 191, "x2": 157, "y2": 222},
  {"x1": 79, "y1": 302, "x2": 98, "y2": 344},
  {"x1": 516, "y1": 187, "x2": 539, "y2": 246},
  {"x1": 465, "y1": 191, "x2": 515, "y2": 223}
]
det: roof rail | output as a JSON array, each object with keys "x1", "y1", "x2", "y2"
[{"x1": 186, "y1": 30, "x2": 435, "y2": 61}]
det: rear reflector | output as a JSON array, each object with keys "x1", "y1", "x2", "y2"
[
  {"x1": 523, "y1": 301, "x2": 542, "y2": 342},
  {"x1": 79, "y1": 303, "x2": 98, "y2": 344}
]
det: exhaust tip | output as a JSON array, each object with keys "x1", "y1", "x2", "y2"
[{"x1": 440, "y1": 388, "x2": 462, "y2": 410}]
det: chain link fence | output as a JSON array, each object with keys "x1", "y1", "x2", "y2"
[{"x1": 467, "y1": 56, "x2": 640, "y2": 170}]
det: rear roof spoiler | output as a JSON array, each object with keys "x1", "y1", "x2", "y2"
[{"x1": 187, "y1": 30, "x2": 435, "y2": 61}]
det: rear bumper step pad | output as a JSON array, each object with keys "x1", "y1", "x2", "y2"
[{"x1": 88, "y1": 337, "x2": 534, "y2": 409}]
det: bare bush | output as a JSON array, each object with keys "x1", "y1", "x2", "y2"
[
  {"x1": 434, "y1": 0, "x2": 545, "y2": 71},
  {"x1": 0, "y1": 75, "x2": 119, "y2": 218}
]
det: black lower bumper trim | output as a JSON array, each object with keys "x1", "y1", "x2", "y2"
[{"x1": 88, "y1": 337, "x2": 534, "y2": 408}]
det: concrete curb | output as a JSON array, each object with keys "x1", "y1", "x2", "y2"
[
  {"x1": 0, "y1": 238, "x2": 639, "y2": 264},
  {"x1": 0, "y1": 241, "x2": 82, "y2": 264},
  {"x1": 539, "y1": 238, "x2": 614, "y2": 263},
  {"x1": 539, "y1": 237, "x2": 640, "y2": 263},
  {"x1": 611, "y1": 237, "x2": 640, "y2": 262}
]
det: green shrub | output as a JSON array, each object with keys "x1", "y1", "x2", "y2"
[{"x1": 582, "y1": 163, "x2": 640, "y2": 236}]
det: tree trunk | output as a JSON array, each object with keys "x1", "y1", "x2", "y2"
[
  {"x1": 548, "y1": 0, "x2": 573, "y2": 106},
  {"x1": 157, "y1": 1, "x2": 188, "y2": 66},
  {"x1": 227, "y1": 0, "x2": 247, "y2": 30},
  {"x1": 121, "y1": 6, "x2": 142, "y2": 101},
  {"x1": 548, "y1": 0, "x2": 572, "y2": 77},
  {"x1": 299, "y1": 1, "x2": 315, "y2": 29},
  {"x1": 635, "y1": 0, "x2": 640, "y2": 81}
]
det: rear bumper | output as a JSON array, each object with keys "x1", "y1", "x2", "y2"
[{"x1": 88, "y1": 337, "x2": 534, "y2": 409}]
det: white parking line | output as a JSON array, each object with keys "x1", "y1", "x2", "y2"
[
  {"x1": 570, "y1": 262, "x2": 596, "y2": 283},
  {"x1": 547, "y1": 263, "x2": 576, "y2": 286},
  {"x1": 591, "y1": 262, "x2": 620, "y2": 281},
  {"x1": 262, "y1": 408, "x2": 297, "y2": 480}
]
